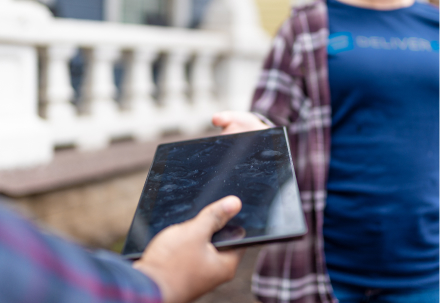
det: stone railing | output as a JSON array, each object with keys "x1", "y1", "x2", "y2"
[{"x1": 0, "y1": 0, "x2": 270, "y2": 171}]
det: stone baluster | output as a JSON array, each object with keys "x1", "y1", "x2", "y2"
[
  {"x1": 201, "y1": 0, "x2": 270, "y2": 112},
  {"x1": 0, "y1": 45, "x2": 53, "y2": 170},
  {"x1": 78, "y1": 46, "x2": 120, "y2": 150},
  {"x1": 0, "y1": 0, "x2": 53, "y2": 170},
  {"x1": 120, "y1": 48, "x2": 159, "y2": 141},
  {"x1": 158, "y1": 49, "x2": 190, "y2": 131},
  {"x1": 185, "y1": 51, "x2": 218, "y2": 133},
  {"x1": 39, "y1": 45, "x2": 77, "y2": 146}
]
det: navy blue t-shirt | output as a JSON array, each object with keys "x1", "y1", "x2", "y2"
[{"x1": 325, "y1": 0, "x2": 439, "y2": 289}]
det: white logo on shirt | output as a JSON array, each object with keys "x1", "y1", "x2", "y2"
[{"x1": 356, "y1": 36, "x2": 434, "y2": 51}]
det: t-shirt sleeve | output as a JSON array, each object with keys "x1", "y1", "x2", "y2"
[{"x1": 0, "y1": 204, "x2": 162, "y2": 303}]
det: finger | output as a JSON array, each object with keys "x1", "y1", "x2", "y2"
[
  {"x1": 195, "y1": 196, "x2": 242, "y2": 237},
  {"x1": 212, "y1": 111, "x2": 232, "y2": 128},
  {"x1": 220, "y1": 126, "x2": 237, "y2": 135}
]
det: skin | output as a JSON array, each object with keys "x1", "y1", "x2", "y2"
[
  {"x1": 211, "y1": 111, "x2": 269, "y2": 135},
  {"x1": 335, "y1": 0, "x2": 415, "y2": 10},
  {"x1": 132, "y1": 196, "x2": 245, "y2": 303}
]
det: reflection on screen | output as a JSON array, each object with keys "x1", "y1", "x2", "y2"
[{"x1": 123, "y1": 128, "x2": 305, "y2": 256}]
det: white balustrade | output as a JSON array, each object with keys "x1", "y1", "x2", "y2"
[
  {"x1": 201, "y1": 0, "x2": 271, "y2": 111},
  {"x1": 120, "y1": 48, "x2": 159, "y2": 142},
  {"x1": 0, "y1": 45, "x2": 52, "y2": 170},
  {"x1": 158, "y1": 49, "x2": 191, "y2": 132},
  {"x1": 78, "y1": 46, "x2": 121, "y2": 150},
  {"x1": 0, "y1": 0, "x2": 270, "y2": 170},
  {"x1": 188, "y1": 51, "x2": 218, "y2": 133},
  {"x1": 39, "y1": 45, "x2": 77, "y2": 146}
]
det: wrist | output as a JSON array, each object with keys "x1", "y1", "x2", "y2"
[{"x1": 133, "y1": 261, "x2": 175, "y2": 303}]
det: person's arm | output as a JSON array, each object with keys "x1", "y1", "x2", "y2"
[
  {"x1": 0, "y1": 202, "x2": 160, "y2": 302},
  {"x1": 212, "y1": 15, "x2": 303, "y2": 135},
  {"x1": 0, "y1": 196, "x2": 242, "y2": 302},
  {"x1": 133, "y1": 195, "x2": 243, "y2": 303}
]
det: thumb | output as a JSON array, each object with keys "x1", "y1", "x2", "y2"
[
  {"x1": 212, "y1": 111, "x2": 232, "y2": 128},
  {"x1": 195, "y1": 196, "x2": 242, "y2": 237}
]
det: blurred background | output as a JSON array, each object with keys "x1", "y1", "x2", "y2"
[{"x1": 0, "y1": 0, "x2": 437, "y2": 302}]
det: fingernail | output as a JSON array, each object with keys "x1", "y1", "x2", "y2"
[{"x1": 222, "y1": 196, "x2": 240, "y2": 213}]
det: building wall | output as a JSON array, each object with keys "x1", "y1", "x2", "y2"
[
  {"x1": 12, "y1": 170, "x2": 148, "y2": 249},
  {"x1": 255, "y1": 0, "x2": 291, "y2": 37},
  {"x1": 120, "y1": 0, "x2": 167, "y2": 25},
  {"x1": 254, "y1": 0, "x2": 439, "y2": 37},
  {"x1": 51, "y1": 0, "x2": 104, "y2": 20}
]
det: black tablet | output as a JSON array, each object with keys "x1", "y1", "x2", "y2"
[{"x1": 122, "y1": 127, "x2": 306, "y2": 259}]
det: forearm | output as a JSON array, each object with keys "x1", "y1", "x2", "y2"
[{"x1": 0, "y1": 204, "x2": 161, "y2": 302}]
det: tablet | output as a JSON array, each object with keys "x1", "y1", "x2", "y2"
[{"x1": 122, "y1": 127, "x2": 306, "y2": 259}]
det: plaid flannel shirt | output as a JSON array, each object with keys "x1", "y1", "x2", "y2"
[
  {"x1": 0, "y1": 202, "x2": 162, "y2": 302},
  {"x1": 250, "y1": 1, "x2": 336, "y2": 302}
]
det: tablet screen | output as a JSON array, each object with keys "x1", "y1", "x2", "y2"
[{"x1": 122, "y1": 127, "x2": 306, "y2": 258}]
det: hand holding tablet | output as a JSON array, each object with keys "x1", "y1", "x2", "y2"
[
  {"x1": 133, "y1": 196, "x2": 244, "y2": 303},
  {"x1": 123, "y1": 128, "x2": 306, "y2": 259}
]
